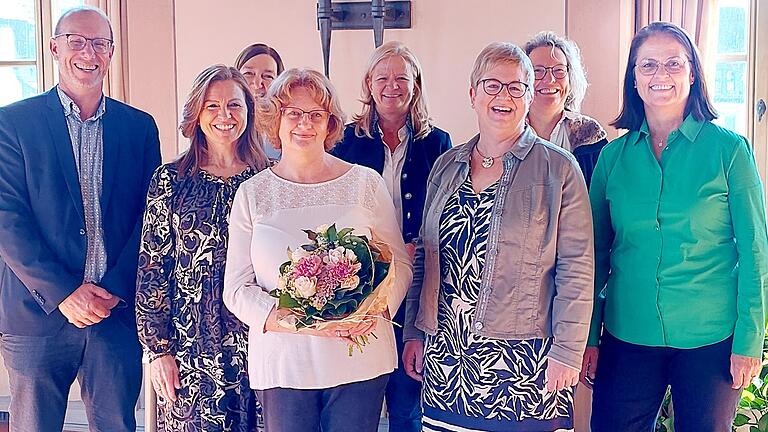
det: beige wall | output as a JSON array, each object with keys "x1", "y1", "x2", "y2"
[{"x1": 130, "y1": 0, "x2": 633, "y2": 159}]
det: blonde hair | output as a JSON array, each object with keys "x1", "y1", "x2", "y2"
[
  {"x1": 256, "y1": 68, "x2": 346, "y2": 151},
  {"x1": 524, "y1": 31, "x2": 588, "y2": 112},
  {"x1": 352, "y1": 41, "x2": 432, "y2": 140},
  {"x1": 177, "y1": 65, "x2": 268, "y2": 177},
  {"x1": 470, "y1": 42, "x2": 534, "y2": 93}
]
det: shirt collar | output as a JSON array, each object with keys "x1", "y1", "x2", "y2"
[
  {"x1": 57, "y1": 85, "x2": 106, "y2": 121},
  {"x1": 633, "y1": 113, "x2": 705, "y2": 146}
]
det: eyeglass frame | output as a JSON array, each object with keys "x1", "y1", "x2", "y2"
[
  {"x1": 634, "y1": 56, "x2": 690, "y2": 76},
  {"x1": 52, "y1": 33, "x2": 114, "y2": 54},
  {"x1": 533, "y1": 64, "x2": 569, "y2": 81},
  {"x1": 476, "y1": 78, "x2": 530, "y2": 99},
  {"x1": 280, "y1": 106, "x2": 332, "y2": 124}
]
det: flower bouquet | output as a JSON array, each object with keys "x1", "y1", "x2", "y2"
[{"x1": 269, "y1": 224, "x2": 394, "y2": 354}]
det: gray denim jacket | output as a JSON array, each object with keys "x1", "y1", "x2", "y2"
[{"x1": 403, "y1": 127, "x2": 595, "y2": 369}]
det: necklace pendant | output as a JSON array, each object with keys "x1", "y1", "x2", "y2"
[{"x1": 481, "y1": 156, "x2": 494, "y2": 168}]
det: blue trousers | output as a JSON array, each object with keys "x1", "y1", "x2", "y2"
[
  {"x1": 0, "y1": 315, "x2": 142, "y2": 432},
  {"x1": 386, "y1": 306, "x2": 422, "y2": 432},
  {"x1": 591, "y1": 332, "x2": 741, "y2": 432}
]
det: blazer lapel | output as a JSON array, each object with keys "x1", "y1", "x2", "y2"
[
  {"x1": 45, "y1": 89, "x2": 84, "y2": 221},
  {"x1": 100, "y1": 99, "x2": 118, "y2": 215}
]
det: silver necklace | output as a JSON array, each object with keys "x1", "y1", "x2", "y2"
[{"x1": 474, "y1": 146, "x2": 496, "y2": 168}]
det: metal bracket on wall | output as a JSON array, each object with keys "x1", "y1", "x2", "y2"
[{"x1": 317, "y1": 0, "x2": 412, "y2": 76}]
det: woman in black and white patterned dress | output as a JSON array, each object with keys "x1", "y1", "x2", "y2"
[
  {"x1": 402, "y1": 42, "x2": 595, "y2": 432},
  {"x1": 136, "y1": 65, "x2": 269, "y2": 432}
]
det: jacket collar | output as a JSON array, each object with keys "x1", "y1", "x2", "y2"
[{"x1": 455, "y1": 125, "x2": 538, "y2": 163}]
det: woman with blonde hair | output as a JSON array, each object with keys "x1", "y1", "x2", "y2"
[
  {"x1": 332, "y1": 43, "x2": 451, "y2": 430},
  {"x1": 224, "y1": 68, "x2": 413, "y2": 432},
  {"x1": 524, "y1": 31, "x2": 607, "y2": 187},
  {"x1": 136, "y1": 65, "x2": 269, "y2": 431},
  {"x1": 403, "y1": 42, "x2": 594, "y2": 432}
]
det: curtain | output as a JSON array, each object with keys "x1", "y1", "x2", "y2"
[
  {"x1": 635, "y1": 0, "x2": 716, "y2": 57},
  {"x1": 86, "y1": 0, "x2": 130, "y2": 102}
]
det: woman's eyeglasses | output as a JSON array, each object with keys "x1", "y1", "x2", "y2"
[
  {"x1": 635, "y1": 57, "x2": 689, "y2": 76},
  {"x1": 281, "y1": 107, "x2": 330, "y2": 124},
  {"x1": 477, "y1": 79, "x2": 529, "y2": 98}
]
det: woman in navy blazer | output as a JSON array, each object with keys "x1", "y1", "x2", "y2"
[{"x1": 332, "y1": 41, "x2": 451, "y2": 432}]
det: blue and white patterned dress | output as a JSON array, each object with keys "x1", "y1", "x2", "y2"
[{"x1": 422, "y1": 178, "x2": 574, "y2": 432}]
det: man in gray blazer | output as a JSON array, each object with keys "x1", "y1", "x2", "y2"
[{"x1": 0, "y1": 6, "x2": 161, "y2": 431}]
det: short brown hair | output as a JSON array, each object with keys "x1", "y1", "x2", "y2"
[
  {"x1": 177, "y1": 65, "x2": 269, "y2": 177},
  {"x1": 256, "y1": 68, "x2": 346, "y2": 151}
]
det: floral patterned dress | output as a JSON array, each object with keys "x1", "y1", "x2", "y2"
[
  {"x1": 136, "y1": 162, "x2": 262, "y2": 432},
  {"x1": 422, "y1": 178, "x2": 574, "y2": 432}
]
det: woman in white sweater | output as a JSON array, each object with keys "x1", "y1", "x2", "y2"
[{"x1": 223, "y1": 68, "x2": 413, "y2": 432}]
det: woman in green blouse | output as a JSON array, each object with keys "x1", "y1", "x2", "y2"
[{"x1": 583, "y1": 22, "x2": 768, "y2": 432}]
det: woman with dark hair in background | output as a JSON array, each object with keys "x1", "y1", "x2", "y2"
[
  {"x1": 332, "y1": 41, "x2": 451, "y2": 432},
  {"x1": 584, "y1": 22, "x2": 768, "y2": 431},
  {"x1": 136, "y1": 65, "x2": 269, "y2": 431},
  {"x1": 235, "y1": 43, "x2": 285, "y2": 160}
]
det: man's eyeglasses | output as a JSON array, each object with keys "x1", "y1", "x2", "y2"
[
  {"x1": 53, "y1": 33, "x2": 113, "y2": 54},
  {"x1": 533, "y1": 65, "x2": 568, "y2": 80},
  {"x1": 281, "y1": 107, "x2": 330, "y2": 124},
  {"x1": 635, "y1": 57, "x2": 689, "y2": 76},
  {"x1": 477, "y1": 79, "x2": 529, "y2": 98}
]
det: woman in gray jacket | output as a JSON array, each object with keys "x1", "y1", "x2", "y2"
[{"x1": 401, "y1": 42, "x2": 594, "y2": 432}]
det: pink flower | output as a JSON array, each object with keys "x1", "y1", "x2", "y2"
[
  {"x1": 327, "y1": 261, "x2": 361, "y2": 281},
  {"x1": 294, "y1": 255, "x2": 323, "y2": 277}
]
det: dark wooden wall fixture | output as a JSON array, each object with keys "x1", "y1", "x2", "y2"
[{"x1": 317, "y1": 0, "x2": 412, "y2": 76}]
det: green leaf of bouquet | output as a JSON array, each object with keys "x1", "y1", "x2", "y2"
[
  {"x1": 279, "y1": 261, "x2": 292, "y2": 274},
  {"x1": 734, "y1": 413, "x2": 750, "y2": 426},
  {"x1": 278, "y1": 292, "x2": 300, "y2": 308},
  {"x1": 372, "y1": 261, "x2": 390, "y2": 287},
  {"x1": 327, "y1": 224, "x2": 338, "y2": 242},
  {"x1": 337, "y1": 228, "x2": 354, "y2": 238}
]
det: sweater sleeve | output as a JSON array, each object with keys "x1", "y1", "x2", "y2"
[
  {"x1": 370, "y1": 174, "x2": 414, "y2": 316},
  {"x1": 223, "y1": 183, "x2": 276, "y2": 331}
]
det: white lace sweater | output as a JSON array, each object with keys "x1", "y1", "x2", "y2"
[{"x1": 223, "y1": 165, "x2": 413, "y2": 390}]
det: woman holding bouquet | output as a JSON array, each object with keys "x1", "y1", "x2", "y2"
[
  {"x1": 136, "y1": 65, "x2": 269, "y2": 431},
  {"x1": 402, "y1": 42, "x2": 594, "y2": 431},
  {"x1": 331, "y1": 41, "x2": 451, "y2": 432},
  {"x1": 223, "y1": 68, "x2": 413, "y2": 432}
]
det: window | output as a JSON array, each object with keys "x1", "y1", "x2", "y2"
[
  {"x1": 0, "y1": 0, "x2": 84, "y2": 107},
  {"x1": 710, "y1": 0, "x2": 751, "y2": 136}
]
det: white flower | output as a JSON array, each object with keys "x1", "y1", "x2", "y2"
[
  {"x1": 291, "y1": 247, "x2": 311, "y2": 263},
  {"x1": 277, "y1": 276, "x2": 288, "y2": 291},
  {"x1": 327, "y1": 246, "x2": 347, "y2": 264},
  {"x1": 314, "y1": 224, "x2": 330, "y2": 234},
  {"x1": 294, "y1": 276, "x2": 317, "y2": 298},
  {"x1": 345, "y1": 249, "x2": 357, "y2": 262}
]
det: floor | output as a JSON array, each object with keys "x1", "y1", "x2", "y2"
[{"x1": 0, "y1": 399, "x2": 390, "y2": 432}]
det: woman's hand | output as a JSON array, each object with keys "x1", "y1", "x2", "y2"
[
  {"x1": 731, "y1": 353, "x2": 761, "y2": 389},
  {"x1": 580, "y1": 346, "x2": 599, "y2": 389},
  {"x1": 150, "y1": 354, "x2": 180, "y2": 402},
  {"x1": 402, "y1": 340, "x2": 424, "y2": 382},
  {"x1": 546, "y1": 357, "x2": 580, "y2": 392}
]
